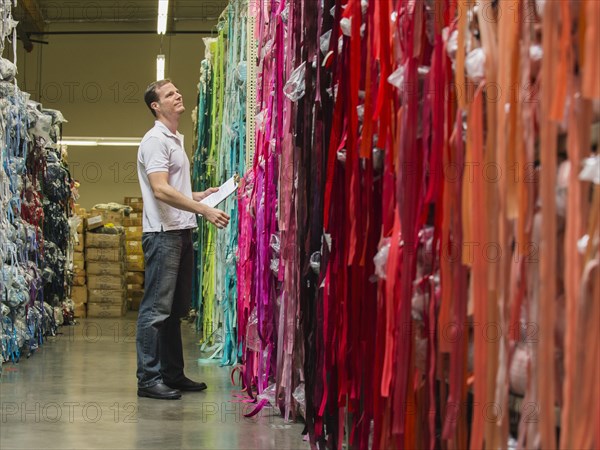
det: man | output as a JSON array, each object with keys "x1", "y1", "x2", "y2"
[{"x1": 136, "y1": 79, "x2": 230, "y2": 400}]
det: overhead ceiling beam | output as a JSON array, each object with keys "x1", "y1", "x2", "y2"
[{"x1": 19, "y1": 0, "x2": 45, "y2": 33}]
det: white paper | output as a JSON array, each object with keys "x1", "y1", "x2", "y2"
[{"x1": 199, "y1": 176, "x2": 239, "y2": 208}]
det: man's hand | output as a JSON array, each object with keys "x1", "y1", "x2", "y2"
[
  {"x1": 203, "y1": 206, "x2": 230, "y2": 229},
  {"x1": 193, "y1": 187, "x2": 219, "y2": 202}
]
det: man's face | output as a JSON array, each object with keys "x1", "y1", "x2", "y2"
[{"x1": 154, "y1": 82, "x2": 185, "y2": 117}]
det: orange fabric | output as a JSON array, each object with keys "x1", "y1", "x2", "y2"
[
  {"x1": 476, "y1": 2, "x2": 501, "y2": 447},
  {"x1": 550, "y1": 0, "x2": 571, "y2": 121},
  {"x1": 571, "y1": 249, "x2": 599, "y2": 450},
  {"x1": 516, "y1": 0, "x2": 534, "y2": 265},
  {"x1": 455, "y1": 0, "x2": 467, "y2": 110},
  {"x1": 468, "y1": 86, "x2": 487, "y2": 450},
  {"x1": 584, "y1": 186, "x2": 600, "y2": 264},
  {"x1": 505, "y1": 0, "x2": 521, "y2": 221},
  {"x1": 559, "y1": 83, "x2": 592, "y2": 448},
  {"x1": 495, "y1": 5, "x2": 519, "y2": 444},
  {"x1": 582, "y1": 0, "x2": 600, "y2": 99},
  {"x1": 538, "y1": 1, "x2": 559, "y2": 448}
]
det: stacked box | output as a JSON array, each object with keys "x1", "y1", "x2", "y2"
[
  {"x1": 73, "y1": 204, "x2": 87, "y2": 218},
  {"x1": 123, "y1": 212, "x2": 143, "y2": 227},
  {"x1": 72, "y1": 212, "x2": 87, "y2": 317},
  {"x1": 72, "y1": 285, "x2": 88, "y2": 318},
  {"x1": 123, "y1": 197, "x2": 145, "y2": 311},
  {"x1": 125, "y1": 239, "x2": 144, "y2": 309},
  {"x1": 126, "y1": 271, "x2": 145, "y2": 310},
  {"x1": 86, "y1": 215, "x2": 104, "y2": 230},
  {"x1": 73, "y1": 302, "x2": 87, "y2": 318},
  {"x1": 72, "y1": 245, "x2": 86, "y2": 286},
  {"x1": 124, "y1": 196, "x2": 144, "y2": 213},
  {"x1": 90, "y1": 208, "x2": 124, "y2": 226},
  {"x1": 85, "y1": 230, "x2": 127, "y2": 318}
]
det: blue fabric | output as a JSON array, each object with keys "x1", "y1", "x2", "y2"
[{"x1": 136, "y1": 229, "x2": 193, "y2": 388}]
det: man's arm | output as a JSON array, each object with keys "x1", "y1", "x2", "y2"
[
  {"x1": 192, "y1": 187, "x2": 219, "y2": 202},
  {"x1": 148, "y1": 172, "x2": 230, "y2": 228}
]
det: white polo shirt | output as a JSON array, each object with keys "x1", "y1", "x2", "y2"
[{"x1": 137, "y1": 120, "x2": 197, "y2": 232}]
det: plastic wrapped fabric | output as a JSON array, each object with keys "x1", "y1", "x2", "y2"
[
  {"x1": 92, "y1": 202, "x2": 132, "y2": 214},
  {"x1": 89, "y1": 225, "x2": 124, "y2": 235},
  {"x1": 0, "y1": 56, "x2": 16, "y2": 81},
  {"x1": 283, "y1": 62, "x2": 306, "y2": 102},
  {"x1": 43, "y1": 201, "x2": 69, "y2": 252},
  {"x1": 465, "y1": 48, "x2": 486, "y2": 83},
  {"x1": 43, "y1": 161, "x2": 71, "y2": 203},
  {"x1": 292, "y1": 383, "x2": 306, "y2": 419}
]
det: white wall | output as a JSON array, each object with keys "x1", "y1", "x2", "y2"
[{"x1": 10, "y1": 22, "x2": 214, "y2": 209}]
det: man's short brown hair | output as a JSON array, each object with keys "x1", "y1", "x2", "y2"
[{"x1": 144, "y1": 79, "x2": 172, "y2": 117}]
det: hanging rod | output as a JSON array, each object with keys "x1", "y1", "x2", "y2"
[{"x1": 27, "y1": 30, "x2": 212, "y2": 35}]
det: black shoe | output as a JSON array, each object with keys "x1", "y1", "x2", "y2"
[
  {"x1": 165, "y1": 377, "x2": 208, "y2": 392},
  {"x1": 137, "y1": 383, "x2": 182, "y2": 400}
]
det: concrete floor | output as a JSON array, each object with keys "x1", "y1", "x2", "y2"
[{"x1": 0, "y1": 313, "x2": 309, "y2": 450}]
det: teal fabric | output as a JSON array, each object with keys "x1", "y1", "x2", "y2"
[{"x1": 191, "y1": 2, "x2": 247, "y2": 366}]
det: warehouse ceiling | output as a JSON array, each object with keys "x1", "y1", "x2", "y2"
[{"x1": 13, "y1": 0, "x2": 228, "y2": 41}]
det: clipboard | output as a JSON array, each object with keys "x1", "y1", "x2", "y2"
[{"x1": 199, "y1": 175, "x2": 240, "y2": 208}]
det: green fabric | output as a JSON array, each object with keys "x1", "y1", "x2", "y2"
[{"x1": 191, "y1": 2, "x2": 247, "y2": 364}]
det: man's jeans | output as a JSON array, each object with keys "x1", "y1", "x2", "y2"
[{"x1": 136, "y1": 229, "x2": 193, "y2": 388}]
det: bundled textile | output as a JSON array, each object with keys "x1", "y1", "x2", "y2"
[
  {"x1": 199, "y1": 0, "x2": 599, "y2": 447},
  {"x1": 192, "y1": 1, "x2": 247, "y2": 366},
  {"x1": 0, "y1": 0, "x2": 16, "y2": 58},
  {"x1": 91, "y1": 202, "x2": 132, "y2": 215},
  {"x1": 0, "y1": 10, "x2": 72, "y2": 374}
]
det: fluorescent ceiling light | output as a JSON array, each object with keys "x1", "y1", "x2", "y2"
[
  {"x1": 156, "y1": 54, "x2": 166, "y2": 80},
  {"x1": 59, "y1": 140, "x2": 98, "y2": 147},
  {"x1": 157, "y1": 0, "x2": 169, "y2": 34},
  {"x1": 97, "y1": 138, "x2": 142, "y2": 146},
  {"x1": 58, "y1": 137, "x2": 142, "y2": 147}
]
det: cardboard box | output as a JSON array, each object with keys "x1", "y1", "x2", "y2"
[
  {"x1": 126, "y1": 254, "x2": 145, "y2": 272},
  {"x1": 127, "y1": 283, "x2": 144, "y2": 292},
  {"x1": 127, "y1": 289, "x2": 144, "y2": 311},
  {"x1": 86, "y1": 232, "x2": 124, "y2": 248},
  {"x1": 73, "y1": 260, "x2": 85, "y2": 271},
  {"x1": 123, "y1": 217, "x2": 142, "y2": 227},
  {"x1": 126, "y1": 272, "x2": 144, "y2": 285},
  {"x1": 87, "y1": 262, "x2": 125, "y2": 276},
  {"x1": 88, "y1": 289, "x2": 126, "y2": 304},
  {"x1": 73, "y1": 254, "x2": 85, "y2": 272},
  {"x1": 124, "y1": 197, "x2": 143, "y2": 205},
  {"x1": 86, "y1": 215, "x2": 104, "y2": 230},
  {"x1": 74, "y1": 233, "x2": 85, "y2": 252},
  {"x1": 88, "y1": 275, "x2": 125, "y2": 290},
  {"x1": 129, "y1": 201, "x2": 143, "y2": 212},
  {"x1": 128, "y1": 298, "x2": 142, "y2": 311},
  {"x1": 73, "y1": 302, "x2": 87, "y2": 318},
  {"x1": 125, "y1": 240, "x2": 143, "y2": 255},
  {"x1": 87, "y1": 302, "x2": 127, "y2": 318},
  {"x1": 71, "y1": 285, "x2": 88, "y2": 304},
  {"x1": 86, "y1": 247, "x2": 123, "y2": 262},
  {"x1": 72, "y1": 274, "x2": 86, "y2": 286},
  {"x1": 124, "y1": 226, "x2": 143, "y2": 240},
  {"x1": 74, "y1": 204, "x2": 87, "y2": 216},
  {"x1": 123, "y1": 213, "x2": 143, "y2": 227},
  {"x1": 91, "y1": 208, "x2": 124, "y2": 226}
]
